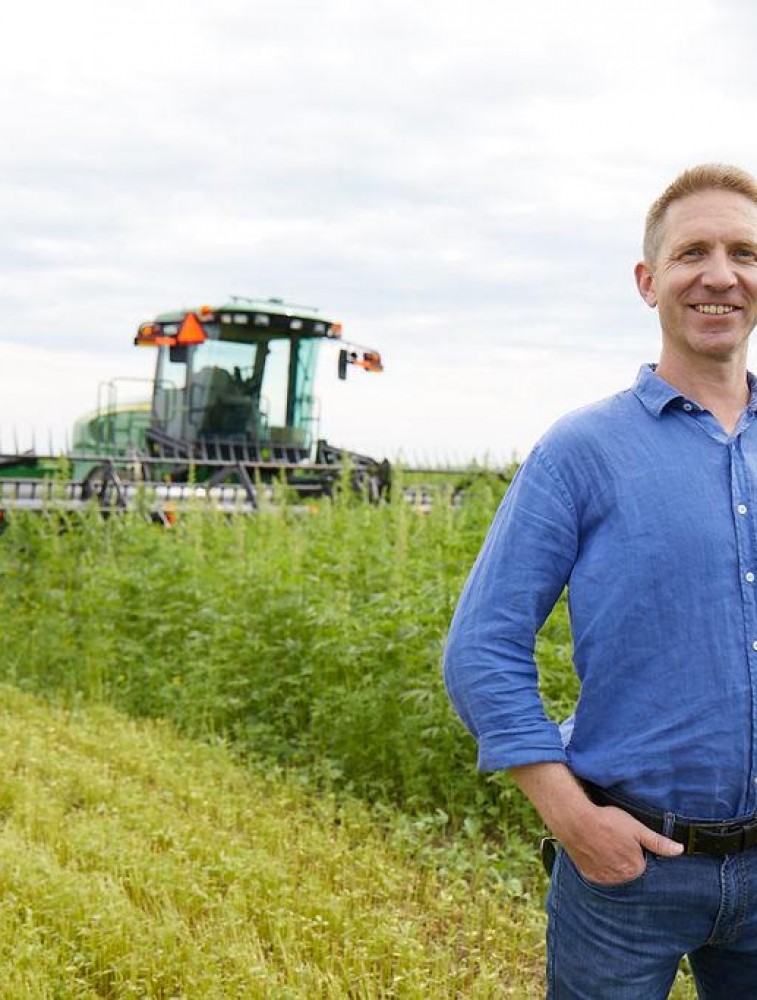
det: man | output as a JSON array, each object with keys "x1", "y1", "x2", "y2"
[{"x1": 443, "y1": 164, "x2": 757, "y2": 999}]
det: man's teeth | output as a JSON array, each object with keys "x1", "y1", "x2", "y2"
[{"x1": 694, "y1": 304, "x2": 736, "y2": 314}]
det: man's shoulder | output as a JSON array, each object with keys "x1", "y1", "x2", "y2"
[
  {"x1": 517, "y1": 386, "x2": 644, "y2": 502},
  {"x1": 537, "y1": 385, "x2": 639, "y2": 454}
]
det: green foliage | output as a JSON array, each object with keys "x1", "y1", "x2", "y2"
[
  {"x1": 0, "y1": 499, "x2": 699, "y2": 998},
  {"x1": 0, "y1": 484, "x2": 573, "y2": 843}
]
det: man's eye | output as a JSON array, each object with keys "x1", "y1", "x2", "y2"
[
  {"x1": 680, "y1": 248, "x2": 704, "y2": 259},
  {"x1": 734, "y1": 248, "x2": 757, "y2": 261}
]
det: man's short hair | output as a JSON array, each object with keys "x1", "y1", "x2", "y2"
[{"x1": 643, "y1": 163, "x2": 757, "y2": 264}]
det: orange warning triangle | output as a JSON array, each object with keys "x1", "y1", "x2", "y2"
[{"x1": 176, "y1": 312, "x2": 207, "y2": 345}]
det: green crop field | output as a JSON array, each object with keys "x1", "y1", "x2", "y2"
[{"x1": 0, "y1": 484, "x2": 696, "y2": 998}]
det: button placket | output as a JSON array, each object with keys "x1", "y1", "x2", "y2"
[{"x1": 733, "y1": 437, "x2": 757, "y2": 812}]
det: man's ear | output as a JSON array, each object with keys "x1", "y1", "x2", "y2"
[{"x1": 634, "y1": 261, "x2": 657, "y2": 308}]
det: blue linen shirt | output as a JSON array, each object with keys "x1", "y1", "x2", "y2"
[{"x1": 444, "y1": 364, "x2": 757, "y2": 821}]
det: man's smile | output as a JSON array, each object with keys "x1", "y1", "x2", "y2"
[{"x1": 691, "y1": 304, "x2": 740, "y2": 314}]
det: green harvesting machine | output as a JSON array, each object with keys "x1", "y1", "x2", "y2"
[{"x1": 0, "y1": 297, "x2": 388, "y2": 521}]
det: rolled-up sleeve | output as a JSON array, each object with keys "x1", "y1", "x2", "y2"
[{"x1": 443, "y1": 444, "x2": 579, "y2": 771}]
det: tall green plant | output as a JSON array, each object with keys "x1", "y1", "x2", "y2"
[{"x1": 0, "y1": 482, "x2": 576, "y2": 840}]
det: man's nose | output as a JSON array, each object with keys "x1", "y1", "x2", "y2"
[{"x1": 703, "y1": 248, "x2": 738, "y2": 289}]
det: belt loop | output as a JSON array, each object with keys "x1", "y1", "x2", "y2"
[{"x1": 662, "y1": 811, "x2": 676, "y2": 838}]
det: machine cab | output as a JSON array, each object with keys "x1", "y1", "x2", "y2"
[{"x1": 135, "y1": 298, "x2": 382, "y2": 463}]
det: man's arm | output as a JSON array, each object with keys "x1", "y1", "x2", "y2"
[
  {"x1": 511, "y1": 762, "x2": 683, "y2": 883},
  {"x1": 444, "y1": 447, "x2": 683, "y2": 882},
  {"x1": 444, "y1": 449, "x2": 577, "y2": 771}
]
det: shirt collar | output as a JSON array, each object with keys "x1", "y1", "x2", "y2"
[
  {"x1": 747, "y1": 371, "x2": 757, "y2": 413},
  {"x1": 632, "y1": 363, "x2": 757, "y2": 417}
]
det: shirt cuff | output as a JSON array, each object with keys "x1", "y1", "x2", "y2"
[{"x1": 477, "y1": 724, "x2": 567, "y2": 772}]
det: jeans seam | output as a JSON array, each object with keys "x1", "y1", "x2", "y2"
[
  {"x1": 708, "y1": 857, "x2": 731, "y2": 945},
  {"x1": 546, "y1": 847, "x2": 562, "y2": 997},
  {"x1": 729, "y1": 854, "x2": 749, "y2": 943}
]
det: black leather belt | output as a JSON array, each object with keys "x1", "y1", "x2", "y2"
[{"x1": 583, "y1": 782, "x2": 757, "y2": 857}]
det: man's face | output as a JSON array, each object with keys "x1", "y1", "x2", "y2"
[{"x1": 635, "y1": 189, "x2": 757, "y2": 365}]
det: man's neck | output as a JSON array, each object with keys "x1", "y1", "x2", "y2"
[{"x1": 655, "y1": 354, "x2": 750, "y2": 435}]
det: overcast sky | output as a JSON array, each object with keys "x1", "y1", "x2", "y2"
[{"x1": 1, "y1": 0, "x2": 756, "y2": 465}]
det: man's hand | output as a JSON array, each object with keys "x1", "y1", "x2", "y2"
[
  {"x1": 511, "y1": 762, "x2": 683, "y2": 885},
  {"x1": 562, "y1": 802, "x2": 682, "y2": 884}
]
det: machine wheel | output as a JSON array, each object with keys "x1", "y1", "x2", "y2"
[
  {"x1": 81, "y1": 465, "x2": 112, "y2": 503},
  {"x1": 81, "y1": 461, "x2": 148, "y2": 507}
]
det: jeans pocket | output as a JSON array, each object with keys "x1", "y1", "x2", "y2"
[{"x1": 563, "y1": 848, "x2": 654, "y2": 894}]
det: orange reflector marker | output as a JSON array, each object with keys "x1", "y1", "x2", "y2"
[
  {"x1": 176, "y1": 312, "x2": 208, "y2": 345},
  {"x1": 135, "y1": 322, "x2": 165, "y2": 346},
  {"x1": 198, "y1": 304, "x2": 214, "y2": 318},
  {"x1": 356, "y1": 351, "x2": 383, "y2": 373},
  {"x1": 329, "y1": 322, "x2": 343, "y2": 339}
]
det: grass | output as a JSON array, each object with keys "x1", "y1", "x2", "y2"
[{"x1": 0, "y1": 684, "x2": 548, "y2": 998}]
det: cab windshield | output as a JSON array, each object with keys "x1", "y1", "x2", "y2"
[{"x1": 153, "y1": 320, "x2": 320, "y2": 447}]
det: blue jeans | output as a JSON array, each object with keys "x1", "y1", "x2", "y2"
[{"x1": 546, "y1": 845, "x2": 757, "y2": 998}]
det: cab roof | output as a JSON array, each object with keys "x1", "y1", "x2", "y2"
[{"x1": 153, "y1": 298, "x2": 340, "y2": 340}]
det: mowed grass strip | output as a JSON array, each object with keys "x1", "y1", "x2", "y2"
[{"x1": 0, "y1": 685, "x2": 545, "y2": 999}]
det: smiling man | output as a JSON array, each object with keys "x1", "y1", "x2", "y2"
[
  {"x1": 444, "y1": 165, "x2": 757, "y2": 999},
  {"x1": 637, "y1": 184, "x2": 757, "y2": 434}
]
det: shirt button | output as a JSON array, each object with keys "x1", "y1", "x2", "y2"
[
  {"x1": 683, "y1": 402, "x2": 693, "y2": 412},
  {"x1": 739, "y1": 504, "x2": 749, "y2": 515},
  {"x1": 747, "y1": 572, "x2": 756, "y2": 583},
  {"x1": 753, "y1": 641, "x2": 757, "y2": 652}
]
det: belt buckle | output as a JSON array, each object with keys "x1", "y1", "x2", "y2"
[
  {"x1": 688, "y1": 818, "x2": 753, "y2": 856},
  {"x1": 686, "y1": 821, "x2": 731, "y2": 855}
]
